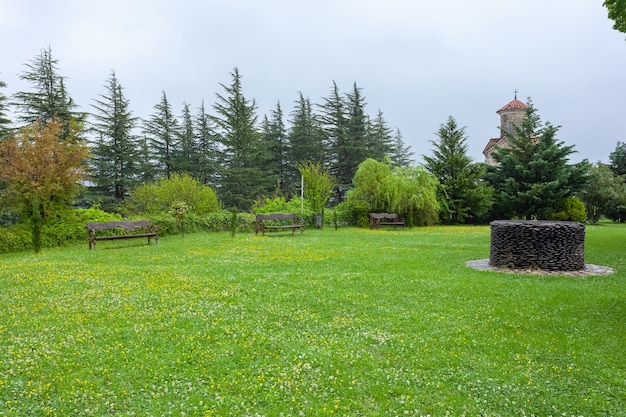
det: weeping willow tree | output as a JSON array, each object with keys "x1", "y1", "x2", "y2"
[{"x1": 349, "y1": 158, "x2": 439, "y2": 226}]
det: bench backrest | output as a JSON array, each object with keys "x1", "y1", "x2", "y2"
[
  {"x1": 86, "y1": 220, "x2": 151, "y2": 231},
  {"x1": 256, "y1": 213, "x2": 298, "y2": 222},
  {"x1": 370, "y1": 213, "x2": 398, "y2": 220}
]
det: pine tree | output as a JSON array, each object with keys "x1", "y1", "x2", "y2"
[
  {"x1": 0, "y1": 76, "x2": 12, "y2": 139},
  {"x1": 287, "y1": 92, "x2": 326, "y2": 189},
  {"x1": 262, "y1": 101, "x2": 288, "y2": 194},
  {"x1": 143, "y1": 91, "x2": 179, "y2": 178},
  {"x1": 319, "y1": 82, "x2": 350, "y2": 187},
  {"x1": 195, "y1": 101, "x2": 220, "y2": 187},
  {"x1": 173, "y1": 102, "x2": 197, "y2": 175},
  {"x1": 90, "y1": 70, "x2": 140, "y2": 201},
  {"x1": 212, "y1": 68, "x2": 271, "y2": 209},
  {"x1": 390, "y1": 128, "x2": 414, "y2": 169},
  {"x1": 485, "y1": 103, "x2": 590, "y2": 220},
  {"x1": 609, "y1": 141, "x2": 626, "y2": 176},
  {"x1": 366, "y1": 109, "x2": 395, "y2": 162},
  {"x1": 424, "y1": 116, "x2": 493, "y2": 223},
  {"x1": 12, "y1": 47, "x2": 83, "y2": 132},
  {"x1": 342, "y1": 82, "x2": 369, "y2": 184}
]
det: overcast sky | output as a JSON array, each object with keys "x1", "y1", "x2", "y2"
[{"x1": 1, "y1": 0, "x2": 625, "y2": 164}]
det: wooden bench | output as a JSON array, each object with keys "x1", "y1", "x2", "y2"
[
  {"x1": 255, "y1": 213, "x2": 304, "y2": 236},
  {"x1": 369, "y1": 213, "x2": 406, "y2": 229},
  {"x1": 86, "y1": 220, "x2": 159, "y2": 250}
]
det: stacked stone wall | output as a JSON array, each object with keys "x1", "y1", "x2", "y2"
[{"x1": 489, "y1": 220, "x2": 585, "y2": 271}]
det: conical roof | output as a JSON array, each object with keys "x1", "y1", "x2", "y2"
[{"x1": 497, "y1": 98, "x2": 528, "y2": 113}]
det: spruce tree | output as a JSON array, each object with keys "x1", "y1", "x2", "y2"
[
  {"x1": 424, "y1": 116, "x2": 493, "y2": 223},
  {"x1": 342, "y1": 82, "x2": 369, "y2": 184},
  {"x1": 485, "y1": 102, "x2": 589, "y2": 220},
  {"x1": 212, "y1": 68, "x2": 271, "y2": 209},
  {"x1": 143, "y1": 91, "x2": 179, "y2": 178},
  {"x1": 90, "y1": 70, "x2": 140, "y2": 201}
]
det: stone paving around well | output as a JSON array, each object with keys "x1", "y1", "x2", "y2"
[{"x1": 466, "y1": 259, "x2": 614, "y2": 276}]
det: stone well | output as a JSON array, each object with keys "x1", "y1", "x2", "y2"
[{"x1": 489, "y1": 220, "x2": 585, "y2": 271}]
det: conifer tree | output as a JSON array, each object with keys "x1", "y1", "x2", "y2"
[
  {"x1": 366, "y1": 109, "x2": 395, "y2": 162},
  {"x1": 143, "y1": 91, "x2": 179, "y2": 178},
  {"x1": 173, "y1": 102, "x2": 197, "y2": 175},
  {"x1": 262, "y1": 101, "x2": 288, "y2": 194},
  {"x1": 609, "y1": 141, "x2": 626, "y2": 176},
  {"x1": 424, "y1": 116, "x2": 493, "y2": 223},
  {"x1": 12, "y1": 47, "x2": 83, "y2": 133},
  {"x1": 212, "y1": 68, "x2": 271, "y2": 209},
  {"x1": 90, "y1": 70, "x2": 140, "y2": 201},
  {"x1": 287, "y1": 92, "x2": 326, "y2": 188},
  {"x1": 342, "y1": 82, "x2": 369, "y2": 184},
  {"x1": 195, "y1": 101, "x2": 220, "y2": 187},
  {"x1": 390, "y1": 128, "x2": 414, "y2": 169},
  {"x1": 0, "y1": 76, "x2": 12, "y2": 139},
  {"x1": 319, "y1": 82, "x2": 350, "y2": 187},
  {"x1": 485, "y1": 102, "x2": 589, "y2": 220}
]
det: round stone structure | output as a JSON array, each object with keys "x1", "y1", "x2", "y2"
[{"x1": 489, "y1": 220, "x2": 585, "y2": 271}]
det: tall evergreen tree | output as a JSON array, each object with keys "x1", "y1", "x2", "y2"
[
  {"x1": 424, "y1": 116, "x2": 493, "y2": 224},
  {"x1": 485, "y1": 102, "x2": 590, "y2": 220},
  {"x1": 609, "y1": 141, "x2": 626, "y2": 176},
  {"x1": 212, "y1": 68, "x2": 271, "y2": 209},
  {"x1": 195, "y1": 101, "x2": 220, "y2": 187},
  {"x1": 319, "y1": 82, "x2": 350, "y2": 187},
  {"x1": 366, "y1": 109, "x2": 395, "y2": 161},
  {"x1": 173, "y1": 102, "x2": 197, "y2": 175},
  {"x1": 287, "y1": 92, "x2": 326, "y2": 189},
  {"x1": 90, "y1": 70, "x2": 140, "y2": 201},
  {"x1": 262, "y1": 101, "x2": 289, "y2": 194},
  {"x1": 0, "y1": 76, "x2": 12, "y2": 139},
  {"x1": 143, "y1": 91, "x2": 179, "y2": 178},
  {"x1": 390, "y1": 128, "x2": 414, "y2": 168},
  {"x1": 342, "y1": 82, "x2": 369, "y2": 184},
  {"x1": 12, "y1": 46, "x2": 83, "y2": 132}
]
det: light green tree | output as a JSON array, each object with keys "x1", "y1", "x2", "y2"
[
  {"x1": 298, "y1": 161, "x2": 336, "y2": 227},
  {"x1": 349, "y1": 158, "x2": 439, "y2": 226}
]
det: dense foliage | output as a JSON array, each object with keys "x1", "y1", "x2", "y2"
[
  {"x1": 424, "y1": 116, "x2": 493, "y2": 224},
  {"x1": 0, "y1": 118, "x2": 89, "y2": 252},
  {"x1": 485, "y1": 103, "x2": 589, "y2": 220},
  {"x1": 348, "y1": 158, "x2": 439, "y2": 226},
  {"x1": 604, "y1": 0, "x2": 626, "y2": 33}
]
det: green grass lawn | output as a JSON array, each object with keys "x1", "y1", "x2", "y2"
[{"x1": 1, "y1": 224, "x2": 624, "y2": 416}]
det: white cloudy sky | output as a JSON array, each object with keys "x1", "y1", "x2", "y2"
[{"x1": 1, "y1": 0, "x2": 625, "y2": 164}]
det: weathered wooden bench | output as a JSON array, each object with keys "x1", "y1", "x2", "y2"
[
  {"x1": 369, "y1": 213, "x2": 406, "y2": 229},
  {"x1": 255, "y1": 213, "x2": 304, "y2": 236},
  {"x1": 86, "y1": 220, "x2": 159, "y2": 250}
]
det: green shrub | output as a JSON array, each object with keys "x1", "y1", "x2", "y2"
[
  {"x1": 119, "y1": 173, "x2": 220, "y2": 216},
  {"x1": 550, "y1": 197, "x2": 587, "y2": 223}
]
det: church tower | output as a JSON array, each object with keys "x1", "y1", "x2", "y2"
[{"x1": 483, "y1": 92, "x2": 529, "y2": 165}]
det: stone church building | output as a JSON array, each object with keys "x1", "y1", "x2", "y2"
[{"x1": 482, "y1": 95, "x2": 529, "y2": 165}]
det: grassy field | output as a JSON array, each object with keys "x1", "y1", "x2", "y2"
[{"x1": 0, "y1": 224, "x2": 624, "y2": 416}]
